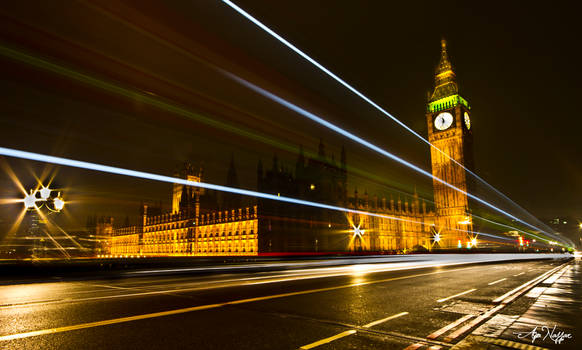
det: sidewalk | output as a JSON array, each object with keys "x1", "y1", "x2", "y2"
[{"x1": 453, "y1": 259, "x2": 581, "y2": 350}]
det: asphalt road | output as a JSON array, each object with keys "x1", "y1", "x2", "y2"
[{"x1": 0, "y1": 254, "x2": 576, "y2": 349}]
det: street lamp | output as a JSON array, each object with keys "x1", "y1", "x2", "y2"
[
  {"x1": 23, "y1": 184, "x2": 65, "y2": 259},
  {"x1": 24, "y1": 189, "x2": 37, "y2": 209},
  {"x1": 53, "y1": 193, "x2": 65, "y2": 211},
  {"x1": 23, "y1": 186, "x2": 65, "y2": 212},
  {"x1": 39, "y1": 186, "x2": 51, "y2": 200}
]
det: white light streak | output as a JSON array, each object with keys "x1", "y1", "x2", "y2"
[
  {"x1": 227, "y1": 75, "x2": 566, "y2": 245},
  {"x1": 0, "y1": 147, "x2": 542, "y2": 245},
  {"x1": 0, "y1": 146, "x2": 432, "y2": 229},
  {"x1": 221, "y1": 0, "x2": 557, "y2": 239}
]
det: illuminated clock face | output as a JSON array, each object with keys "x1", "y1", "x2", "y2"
[
  {"x1": 464, "y1": 112, "x2": 471, "y2": 130},
  {"x1": 434, "y1": 112, "x2": 453, "y2": 130}
]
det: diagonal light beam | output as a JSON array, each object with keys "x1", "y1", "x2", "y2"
[
  {"x1": 221, "y1": 0, "x2": 555, "y2": 237},
  {"x1": 226, "y1": 74, "x2": 566, "y2": 244},
  {"x1": 0, "y1": 146, "x2": 524, "y2": 246}
]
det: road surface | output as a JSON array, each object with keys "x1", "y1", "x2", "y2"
[{"x1": 0, "y1": 254, "x2": 578, "y2": 349}]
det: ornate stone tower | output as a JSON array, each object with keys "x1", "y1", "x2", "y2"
[
  {"x1": 172, "y1": 163, "x2": 204, "y2": 216},
  {"x1": 426, "y1": 39, "x2": 474, "y2": 248}
]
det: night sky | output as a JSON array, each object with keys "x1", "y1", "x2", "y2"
[{"x1": 0, "y1": 1, "x2": 580, "y2": 236}]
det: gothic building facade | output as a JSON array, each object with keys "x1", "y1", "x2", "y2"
[{"x1": 106, "y1": 39, "x2": 474, "y2": 256}]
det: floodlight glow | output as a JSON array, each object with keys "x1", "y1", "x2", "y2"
[
  {"x1": 221, "y1": 0, "x2": 554, "y2": 238},
  {"x1": 39, "y1": 186, "x2": 51, "y2": 200},
  {"x1": 457, "y1": 240, "x2": 462, "y2": 249},
  {"x1": 23, "y1": 191, "x2": 36, "y2": 209},
  {"x1": 458, "y1": 217, "x2": 471, "y2": 225},
  {"x1": 471, "y1": 238, "x2": 477, "y2": 247},
  {"x1": 351, "y1": 224, "x2": 365, "y2": 238},
  {"x1": 53, "y1": 194, "x2": 65, "y2": 211},
  {"x1": 433, "y1": 233, "x2": 441, "y2": 242}
]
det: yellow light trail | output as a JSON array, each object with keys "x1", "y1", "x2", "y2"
[
  {"x1": 0, "y1": 44, "x2": 565, "y2": 247},
  {"x1": 0, "y1": 265, "x2": 475, "y2": 341}
]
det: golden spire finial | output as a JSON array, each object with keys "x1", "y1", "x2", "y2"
[
  {"x1": 430, "y1": 38, "x2": 458, "y2": 101},
  {"x1": 436, "y1": 38, "x2": 452, "y2": 74}
]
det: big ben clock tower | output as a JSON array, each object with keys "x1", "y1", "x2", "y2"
[{"x1": 427, "y1": 39, "x2": 474, "y2": 248}]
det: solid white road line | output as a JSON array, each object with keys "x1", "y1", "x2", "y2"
[
  {"x1": 445, "y1": 263, "x2": 571, "y2": 341},
  {"x1": 436, "y1": 289, "x2": 476, "y2": 303},
  {"x1": 493, "y1": 264, "x2": 566, "y2": 303},
  {"x1": 426, "y1": 314, "x2": 474, "y2": 339},
  {"x1": 487, "y1": 278, "x2": 507, "y2": 285},
  {"x1": 362, "y1": 311, "x2": 408, "y2": 328},
  {"x1": 300, "y1": 311, "x2": 409, "y2": 348}
]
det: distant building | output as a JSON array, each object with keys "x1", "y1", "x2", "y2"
[
  {"x1": 546, "y1": 217, "x2": 580, "y2": 248},
  {"x1": 106, "y1": 39, "x2": 476, "y2": 256},
  {"x1": 106, "y1": 162, "x2": 258, "y2": 257}
]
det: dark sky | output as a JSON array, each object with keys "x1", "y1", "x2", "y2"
[{"x1": 0, "y1": 1, "x2": 580, "y2": 235}]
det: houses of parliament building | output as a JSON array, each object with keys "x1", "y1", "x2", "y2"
[{"x1": 106, "y1": 39, "x2": 474, "y2": 256}]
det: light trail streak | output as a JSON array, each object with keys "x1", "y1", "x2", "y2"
[
  {"x1": 35, "y1": 209, "x2": 71, "y2": 259},
  {"x1": 0, "y1": 146, "x2": 522, "y2": 245},
  {"x1": 42, "y1": 230, "x2": 71, "y2": 259},
  {"x1": 76, "y1": 3, "x2": 446, "y2": 208},
  {"x1": 0, "y1": 199, "x2": 23, "y2": 205},
  {"x1": 226, "y1": 75, "x2": 568, "y2": 246},
  {"x1": 0, "y1": 44, "x2": 541, "y2": 246},
  {"x1": 53, "y1": 222, "x2": 85, "y2": 250},
  {"x1": 471, "y1": 213, "x2": 563, "y2": 245},
  {"x1": 221, "y1": 0, "x2": 555, "y2": 237},
  {"x1": 0, "y1": 42, "x2": 564, "y2": 246}
]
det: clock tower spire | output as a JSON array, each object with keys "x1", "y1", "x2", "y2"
[
  {"x1": 426, "y1": 38, "x2": 474, "y2": 249},
  {"x1": 431, "y1": 38, "x2": 458, "y2": 101}
]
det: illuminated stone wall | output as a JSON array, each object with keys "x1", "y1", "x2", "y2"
[
  {"x1": 193, "y1": 206, "x2": 258, "y2": 256},
  {"x1": 347, "y1": 195, "x2": 434, "y2": 252},
  {"x1": 142, "y1": 212, "x2": 192, "y2": 256},
  {"x1": 109, "y1": 206, "x2": 258, "y2": 257},
  {"x1": 110, "y1": 233, "x2": 140, "y2": 256}
]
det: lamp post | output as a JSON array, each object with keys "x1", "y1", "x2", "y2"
[
  {"x1": 23, "y1": 185, "x2": 65, "y2": 258},
  {"x1": 23, "y1": 186, "x2": 65, "y2": 212}
]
